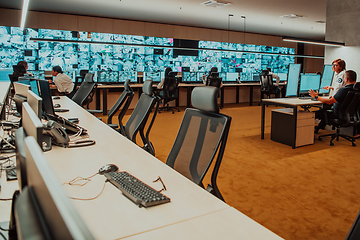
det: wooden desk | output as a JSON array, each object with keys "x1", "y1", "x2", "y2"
[
  {"x1": 95, "y1": 82, "x2": 281, "y2": 115},
  {"x1": 43, "y1": 97, "x2": 283, "y2": 239},
  {"x1": 261, "y1": 98, "x2": 321, "y2": 149}
]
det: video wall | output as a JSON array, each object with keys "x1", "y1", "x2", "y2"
[{"x1": 0, "y1": 26, "x2": 295, "y2": 82}]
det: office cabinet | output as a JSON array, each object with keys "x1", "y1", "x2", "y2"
[{"x1": 271, "y1": 108, "x2": 315, "y2": 147}]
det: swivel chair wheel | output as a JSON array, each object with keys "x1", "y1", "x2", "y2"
[
  {"x1": 330, "y1": 142, "x2": 334, "y2": 146},
  {"x1": 352, "y1": 142, "x2": 356, "y2": 147}
]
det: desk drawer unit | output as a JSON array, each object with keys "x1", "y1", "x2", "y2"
[{"x1": 271, "y1": 108, "x2": 315, "y2": 147}]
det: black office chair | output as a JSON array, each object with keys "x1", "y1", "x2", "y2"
[
  {"x1": 75, "y1": 69, "x2": 89, "y2": 85},
  {"x1": 318, "y1": 84, "x2": 360, "y2": 146},
  {"x1": 206, "y1": 75, "x2": 222, "y2": 89},
  {"x1": 346, "y1": 210, "x2": 360, "y2": 240},
  {"x1": 107, "y1": 79, "x2": 134, "y2": 134},
  {"x1": 259, "y1": 71, "x2": 274, "y2": 99},
  {"x1": 124, "y1": 80, "x2": 160, "y2": 156},
  {"x1": 157, "y1": 72, "x2": 180, "y2": 114},
  {"x1": 166, "y1": 86, "x2": 231, "y2": 201}
]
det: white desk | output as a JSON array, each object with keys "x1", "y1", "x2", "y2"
[
  {"x1": 45, "y1": 97, "x2": 283, "y2": 239},
  {"x1": 261, "y1": 98, "x2": 321, "y2": 148}
]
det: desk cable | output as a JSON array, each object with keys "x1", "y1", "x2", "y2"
[{"x1": 63, "y1": 172, "x2": 108, "y2": 201}]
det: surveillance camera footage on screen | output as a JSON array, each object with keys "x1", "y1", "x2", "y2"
[{"x1": 0, "y1": 26, "x2": 295, "y2": 83}]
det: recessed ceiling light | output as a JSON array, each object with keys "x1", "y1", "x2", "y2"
[
  {"x1": 281, "y1": 14, "x2": 305, "y2": 19},
  {"x1": 316, "y1": 20, "x2": 326, "y2": 23},
  {"x1": 201, "y1": 0, "x2": 232, "y2": 8}
]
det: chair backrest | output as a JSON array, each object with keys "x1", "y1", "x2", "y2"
[
  {"x1": 166, "y1": 86, "x2": 231, "y2": 200},
  {"x1": 71, "y1": 73, "x2": 95, "y2": 106},
  {"x1": 107, "y1": 80, "x2": 134, "y2": 128},
  {"x1": 124, "y1": 80, "x2": 157, "y2": 143},
  {"x1": 162, "y1": 76, "x2": 179, "y2": 98},
  {"x1": 206, "y1": 76, "x2": 222, "y2": 89},
  {"x1": 79, "y1": 70, "x2": 89, "y2": 79},
  {"x1": 260, "y1": 73, "x2": 273, "y2": 91},
  {"x1": 346, "y1": 210, "x2": 360, "y2": 240}
]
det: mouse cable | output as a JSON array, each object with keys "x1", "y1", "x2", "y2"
[
  {"x1": 0, "y1": 230, "x2": 6, "y2": 240},
  {"x1": 69, "y1": 181, "x2": 108, "y2": 201},
  {"x1": 0, "y1": 225, "x2": 9, "y2": 231},
  {"x1": 0, "y1": 135, "x2": 16, "y2": 150},
  {"x1": 63, "y1": 172, "x2": 99, "y2": 186}
]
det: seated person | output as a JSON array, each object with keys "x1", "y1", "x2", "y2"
[
  {"x1": 203, "y1": 67, "x2": 223, "y2": 88},
  {"x1": 266, "y1": 67, "x2": 281, "y2": 98},
  {"x1": 52, "y1": 66, "x2": 75, "y2": 98},
  {"x1": 16, "y1": 61, "x2": 33, "y2": 76},
  {"x1": 309, "y1": 70, "x2": 357, "y2": 133},
  {"x1": 157, "y1": 67, "x2": 172, "y2": 89}
]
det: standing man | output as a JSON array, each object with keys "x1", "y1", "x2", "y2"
[
  {"x1": 309, "y1": 70, "x2": 357, "y2": 133},
  {"x1": 52, "y1": 66, "x2": 74, "y2": 98}
]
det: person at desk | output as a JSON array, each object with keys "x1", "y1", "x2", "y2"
[
  {"x1": 14, "y1": 61, "x2": 33, "y2": 76},
  {"x1": 157, "y1": 67, "x2": 172, "y2": 89},
  {"x1": 52, "y1": 66, "x2": 75, "y2": 98},
  {"x1": 309, "y1": 70, "x2": 357, "y2": 133},
  {"x1": 266, "y1": 67, "x2": 281, "y2": 98},
  {"x1": 323, "y1": 58, "x2": 346, "y2": 96},
  {"x1": 203, "y1": 67, "x2": 223, "y2": 87}
]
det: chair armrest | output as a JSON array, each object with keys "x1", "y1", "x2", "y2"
[
  {"x1": 107, "y1": 123, "x2": 118, "y2": 129},
  {"x1": 86, "y1": 109, "x2": 103, "y2": 114}
]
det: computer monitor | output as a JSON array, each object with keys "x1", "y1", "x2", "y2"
[
  {"x1": 37, "y1": 80, "x2": 55, "y2": 116},
  {"x1": 319, "y1": 64, "x2": 334, "y2": 95},
  {"x1": 285, "y1": 63, "x2": 301, "y2": 97},
  {"x1": 0, "y1": 69, "x2": 13, "y2": 81},
  {"x1": 98, "y1": 71, "x2": 119, "y2": 83},
  {"x1": 226, "y1": 72, "x2": 239, "y2": 82},
  {"x1": 13, "y1": 82, "x2": 31, "y2": 115},
  {"x1": 118, "y1": 71, "x2": 137, "y2": 83},
  {"x1": 21, "y1": 136, "x2": 94, "y2": 239},
  {"x1": 299, "y1": 73, "x2": 321, "y2": 94},
  {"x1": 30, "y1": 79, "x2": 40, "y2": 96},
  {"x1": 181, "y1": 72, "x2": 200, "y2": 83},
  {"x1": 15, "y1": 127, "x2": 27, "y2": 191},
  {"x1": 277, "y1": 73, "x2": 288, "y2": 82},
  {"x1": 27, "y1": 90, "x2": 43, "y2": 119},
  {"x1": 144, "y1": 72, "x2": 161, "y2": 82},
  {"x1": 22, "y1": 102, "x2": 50, "y2": 151},
  {"x1": 0, "y1": 81, "x2": 11, "y2": 121}
]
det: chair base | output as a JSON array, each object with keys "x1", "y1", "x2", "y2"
[
  {"x1": 318, "y1": 128, "x2": 357, "y2": 146},
  {"x1": 158, "y1": 104, "x2": 180, "y2": 114}
]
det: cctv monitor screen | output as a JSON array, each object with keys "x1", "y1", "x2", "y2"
[
  {"x1": 319, "y1": 64, "x2": 334, "y2": 94},
  {"x1": 118, "y1": 71, "x2": 137, "y2": 83},
  {"x1": 98, "y1": 71, "x2": 119, "y2": 83},
  {"x1": 277, "y1": 73, "x2": 288, "y2": 82},
  {"x1": 285, "y1": 63, "x2": 301, "y2": 97},
  {"x1": 226, "y1": 72, "x2": 239, "y2": 82},
  {"x1": 182, "y1": 72, "x2": 199, "y2": 82},
  {"x1": 144, "y1": 72, "x2": 161, "y2": 82},
  {"x1": 299, "y1": 73, "x2": 321, "y2": 93}
]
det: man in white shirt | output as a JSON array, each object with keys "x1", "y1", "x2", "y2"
[{"x1": 52, "y1": 66, "x2": 74, "y2": 97}]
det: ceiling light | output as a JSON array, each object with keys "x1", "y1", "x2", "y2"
[
  {"x1": 282, "y1": 37, "x2": 344, "y2": 47},
  {"x1": 281, "y1": 14, "x2": 304, "y2": 19},
  {"x1": 201, "y1": 0, "x2": 232, "y2": 8},
  {"x1": 316, "y1": 20, "x2": 326, "y2": 23},
  {"x1": 20, "y1": 0, "x2": 30, "y2": 30}
]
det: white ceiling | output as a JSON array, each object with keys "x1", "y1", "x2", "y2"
[{"x1": 0, "y1": 0, "x2": 327, "y2": 39}]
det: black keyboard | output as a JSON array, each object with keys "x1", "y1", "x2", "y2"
[
  {"x1": 104, "y1": 171, "x2": 170, "y2": 208},
  {"x1": 299, "y1": 96, "x2": 316, "y2": 100}
]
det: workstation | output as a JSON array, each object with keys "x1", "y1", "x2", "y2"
[{"x1": 1, "y1": 0, "x2": 360, "y2": 239}]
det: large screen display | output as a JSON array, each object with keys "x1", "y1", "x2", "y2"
[{"x1": 0, "y1": 26, "x2": 295, "y2": 83}]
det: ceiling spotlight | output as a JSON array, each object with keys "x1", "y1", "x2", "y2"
[{"x1": 202, "y1": 0, "x2": 232, "y2": 8}]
